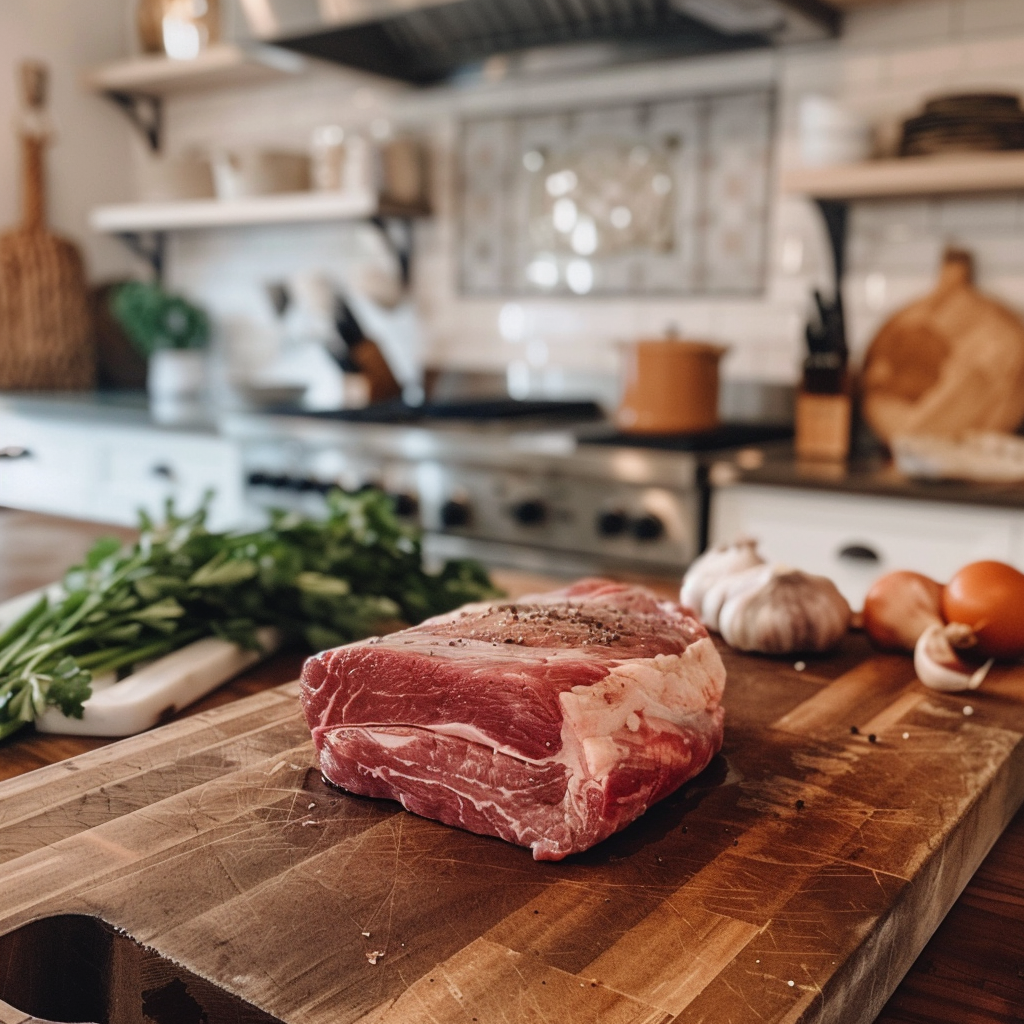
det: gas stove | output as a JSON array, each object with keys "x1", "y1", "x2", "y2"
[{"x1": 224, "y1": 402, "x2": 789, "y2": 578}]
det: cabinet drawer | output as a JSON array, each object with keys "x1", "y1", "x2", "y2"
[
  {"x1": 104, "y1": 433, "x2": 242, "y2": 529},
  {"x1": 0, "y1": 420, "x2": 97, "y2": 519},
  {"x1": 0, "y1": 412, "x2": 243, "y2": 530},
  {"x1": 711, "y1": 485, "x2": 1020, "y2": 608}
]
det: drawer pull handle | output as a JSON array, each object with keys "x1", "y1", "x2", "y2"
[
  {"x1": 838, "y1": 543, "x2": 880, "y2": 563},
  {"x1": 0, "y1": 446, "x2": 31, "y2": 460},
  {"x1": 151, "y1": 463, "x2": 175, "y2": 481}
]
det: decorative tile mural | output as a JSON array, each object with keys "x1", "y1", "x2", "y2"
[{"x1": 458, "y1": 89, "x2": 774, "y2": 297}]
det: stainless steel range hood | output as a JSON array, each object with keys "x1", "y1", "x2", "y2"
[{"x1": 239, "y1": 0, "x2": 841, "y2": 86}]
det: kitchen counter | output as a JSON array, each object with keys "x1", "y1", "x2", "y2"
[
  {"x1": 0, "y1": 390, "x2": 219, "y2": 433},
  {"x1": 7, "y1": 395, "x2": 1024, "y2": 512},
  {"x1": 1, "y1": 511, "x2": 1023, "y2": 1023},
  {"x1": 714, "y1": 441, "x2": 1024, "y2": 510}
]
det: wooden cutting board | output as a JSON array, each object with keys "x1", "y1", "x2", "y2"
[
  {"x1": 3, "y1": 626, "x2": 1024, "y2": 1024},
  {"x1": 861, "y1": 248, "x2": 1024, "y2": 443},
  {"x1": 0, "y1": 63, "x2": 93, "y2": 390}
]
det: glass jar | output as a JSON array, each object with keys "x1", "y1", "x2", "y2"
[{"x1": 136, "y1": 0, "x2": 220, "y2": 59}]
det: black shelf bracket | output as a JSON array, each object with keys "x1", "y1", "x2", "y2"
[
  {"x1": 116, "y1": 230, "x2": 167, "y2": 282},
  {"x1": 106, "y1": 90, "x2": 163, "y2": 152},
  {"x1": 369, "y1": 214, "x2": 414, "y2": 287},
  {"x1": 815, "y1": 197, "x2": 849, "y2": 285},
  {"x1": 812, "y1": 197, "x2": 850, "y2": 353}
]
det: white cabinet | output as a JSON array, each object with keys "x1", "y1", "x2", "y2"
[
  {"x1": 102, "y1": 431, "x2": 243, "y2": 528},
  {"x1": 711, "y1": 484, "x2": 1024, "y2": 609},
  {"x1": 0, "y1": 411, "x2": 243, "y2": 530},
  {"x1": 0, "y1": 420, "x2": 101, "y2": 520}
]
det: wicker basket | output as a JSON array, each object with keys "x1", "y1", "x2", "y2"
[{"x1": 0, "y1": 67, "x2": 94, "y2": 390}]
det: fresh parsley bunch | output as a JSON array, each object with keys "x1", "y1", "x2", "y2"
[{"x1": 0, "y1": 490, "x2": 499, "y2": 740}]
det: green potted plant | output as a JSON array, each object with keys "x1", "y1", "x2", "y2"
[{"x1": 110, "y1": 281, "x2": 210, "y2": 418}]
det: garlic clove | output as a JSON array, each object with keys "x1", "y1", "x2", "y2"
[
  {"x1": 914, "y1": 623, "x2": 993, "y2": 692},
  {"x1": 680, "y1": 537, "x2": 765, "y2": 615}
]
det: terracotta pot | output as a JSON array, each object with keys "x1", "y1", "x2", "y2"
[{"x1": 617, "y1": 339, "x2": 727, "y2": 434}]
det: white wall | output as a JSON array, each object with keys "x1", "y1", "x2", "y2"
[
  {"x1": 120, "y1": 0, "x2": 1024, "y2": 402},
  {"x1": 0, "y1": 0, "x2": 135, "y2": 281}
]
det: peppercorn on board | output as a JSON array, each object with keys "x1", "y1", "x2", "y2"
[{"x1": 3, "y1": 591, "x2": 1024, "y2": 1024}]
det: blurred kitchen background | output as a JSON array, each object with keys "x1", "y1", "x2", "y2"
[{"x1": 4, "y1": 0, "x2": 1024, "y2": 604}]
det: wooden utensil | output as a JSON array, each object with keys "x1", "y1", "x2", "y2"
[
  {"x1": 0, "y1": 62, "x2": 94, "y2": 390},
  {"x1": 861, "y1": 249, "x2": 1024, "y2": 443}
]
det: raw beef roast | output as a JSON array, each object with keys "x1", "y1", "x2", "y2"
[{"x1": 300, "y1": 579, "x2": 726, "y2": 860}]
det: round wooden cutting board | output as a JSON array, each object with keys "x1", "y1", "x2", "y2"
[{"x1": 861, "y1": 249, "x2": 1024, "y2": 444}]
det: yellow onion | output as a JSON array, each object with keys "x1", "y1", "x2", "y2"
[{"x1": 862, "y1": 571, "x2": 943, "y2": 653}]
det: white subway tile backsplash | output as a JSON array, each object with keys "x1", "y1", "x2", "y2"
[
  {"x1": 960, "y1": 0, "x2": 1024, "y2": 36},
  {"x1": 963, "y1": 36, "x2": 1024, "y2": 72},
  {"x1": 842, "y1": 53, "x2": 885, "y2": 90},
  {"x1": 886, "y1": 43, "x2": 963, "y2": 83},
  {"x1": 938, "y1": 197, "x2": 1022, "y2": 234},
  {"x1": 962, "y1": 236, "x2": 1024, "y2": 274},
  {"x1": 980, "y1": 276, "x2": 1024, "y2": 314},
  {"x1": 853, "y1": 237, "x2": 947, "y2": 275},
  {"x1": 849, "y1": 198, "x2": 939, "y2": 242},
  {"x1": 843, "y1": 1, "x2": 957, "y2": 48}
]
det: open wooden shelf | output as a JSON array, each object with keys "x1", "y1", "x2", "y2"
[
  {"x1": 83, "y1": 43, "x2": 305, "y2": 97},
  {"x1": 89, "y1": 191, "x2": 430, "y2": 234},
  {"x1": 782, "y1": 151, "x2": 1024, "y2": 200}
]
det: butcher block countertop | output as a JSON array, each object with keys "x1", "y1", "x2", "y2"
[{"x1": 2, "y1": 513, "x2": 1024, "y2": 1024}]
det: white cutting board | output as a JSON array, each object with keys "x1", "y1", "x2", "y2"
[{"x1": 0, "y1": 587, "x2": 278, "y2": 737}]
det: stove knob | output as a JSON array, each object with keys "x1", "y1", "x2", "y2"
[
  {"x1": 510, "y1": 499, "x2": 547, "y2": 526},
  {"x1": 441, "y1": 499, "x2": 472, "y2": 528},
  {"x1": 390, "y1": 492, "x2": 419, "y2": 518},
  {"x1": 596, "y1": 510, "x2": 628, "y2": 536},
  {"x1": 632, "y1": 513, "x2": 664, "y2": 542}
]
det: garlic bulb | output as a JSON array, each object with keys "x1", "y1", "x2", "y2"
[
  {"x1": 914, "y1": 622, "x2": 993, "y2": 692},
  {"x1": 680, "y1": 538, "x2": 765, "y2": 615},
  {"x1": 700, "y1": 562, "x2": 773, "y2": 634},
  {"x1": 717, "y1": 567, "x2": 851, "y2": 654}
]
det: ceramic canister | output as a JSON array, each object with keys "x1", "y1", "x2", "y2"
[{"x1": 617, "y1": 338, "x2": 728, "y2": 434}]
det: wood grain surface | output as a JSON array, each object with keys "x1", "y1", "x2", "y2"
[{"x1": 1, "y1": 512, "x2": 1024, "y2": 1023}]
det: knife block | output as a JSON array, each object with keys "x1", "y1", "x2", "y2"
[{"x1": 795, "y1": 390, "x2": 852, "y2": 461}]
